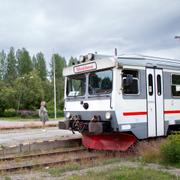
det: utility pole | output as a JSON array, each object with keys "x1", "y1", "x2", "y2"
[{"x1": 53, "y1": 56, "x2": 57, "y2": 119}]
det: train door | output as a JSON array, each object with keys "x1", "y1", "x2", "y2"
[{"x1": 146, "y1": 68, "x2": 164, "y2": 137}]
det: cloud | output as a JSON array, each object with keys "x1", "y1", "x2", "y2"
[{"x1": 0, "y1": 0, "x2": 180, "y2": 63}]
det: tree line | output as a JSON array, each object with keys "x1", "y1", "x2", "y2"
[{"x1": 0, "y1": 47, "x2": 77, "y2": 115}]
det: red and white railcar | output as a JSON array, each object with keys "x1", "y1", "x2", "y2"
[{"x1": 59, "y1": 53, "x2": 180, "y2": 151}]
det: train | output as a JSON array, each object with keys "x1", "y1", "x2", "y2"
[{"x1": 59, "y1": 52, "x2": 180, "y2": 151}]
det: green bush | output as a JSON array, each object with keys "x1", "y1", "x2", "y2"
[
  {"x1": 16, "y1": 110, "x2": 64, "y2": 119},
  {"x1": 0, "y1": 108, "x2": 64, "y2": 118},
  {"x1": 47, "y1": 100, "x2": 64, "y2": 111},
  {"x1": 160, "y1": 132, "x2": 180, "y2": 164},
  {"x1": 48, "y1": 110, "x2": 64, "y2": 118},
  {"x1": 17, "y1": 110, "x2": 38, "y2": 118},
  {"x1": 0, "y1": 109, "x2": 18, "y2": 117}
]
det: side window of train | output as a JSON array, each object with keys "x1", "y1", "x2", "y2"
[
  {"x1": 122, "y1": 70, "x2": 139, "y2": 95},
  {"x1": 148, "y1": 74, "x2": 153, "y2": 96},
  {"x1": 172, "y1": 74, "x2": 180, "y2": 97}
]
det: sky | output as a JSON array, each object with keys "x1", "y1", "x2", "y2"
[{"x1": 0, "y1": 0, "x2": 180, "y2": 64}]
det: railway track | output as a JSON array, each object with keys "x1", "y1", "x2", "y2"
[
  {"x1": 0, "y1": 147, "x2": 103, "y2": 172},
  {"x1": 0, "y1": 146, "x2": 86, "y2": 161},
  {"x1": 0, "y1": 137, "x2": 165, "y2": 172}
]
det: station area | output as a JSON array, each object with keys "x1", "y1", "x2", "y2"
[{"x1": 0, "y1": 120, "x2": 81, "y2": 156}]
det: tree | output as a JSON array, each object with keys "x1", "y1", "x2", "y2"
[
  {"x1": 35, "y1": 52, "x2": 47, "y2": 81},
  {"x1": 51, "y1": 54, "x2": 66, "y2": 110},
  {"x1": 4, "y1": 47, "x2": 17, "y2": 84},
  {"x1": 0, "y1": 50, "x2": 6, "y2": 80},
  {"x1": 16, "y1": 48, "x2": 33, "y2": 76},
  {"x1": 51, "y1": 54, "x2": 66, "y2": 79},
  {"x1": 14, "y1": 70, "x2": 44, "y2": 110},
  {"x1": 42, "y1": 80, "x2": 53, "y2": 104},
  {"x1": 0, "y1": 80, "x2": 16, "y2": 113},
  {"x1": 32, "y1": 55, "x2": 37, "y2": 69},
  {"x1": 68, "y1": 56, "x2": 78, "y2": 66}
]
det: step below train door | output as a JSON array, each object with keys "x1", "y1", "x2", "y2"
[{"x1": 146, "y1": 68, "x2": 164, "y2": 137}]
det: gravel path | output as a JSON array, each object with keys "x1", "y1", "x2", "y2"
[{"x1": 2, "y1": 161, "x2": 179, "y2": 180}]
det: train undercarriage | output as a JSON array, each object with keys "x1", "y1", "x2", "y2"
[{"x1": 59, "y1": 117, "x2": 137, "y2": 151}]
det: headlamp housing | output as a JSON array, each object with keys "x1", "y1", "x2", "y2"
[{"x1": 105, "y1": 112, "x2": 111, "y2": 120}]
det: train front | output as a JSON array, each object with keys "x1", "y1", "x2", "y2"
[{"x1": 59, "y1": 53, "x2": 136, "y2": 151}]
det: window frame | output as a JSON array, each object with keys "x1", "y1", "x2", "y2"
[
  {"x1": 88, "y1": 68, "x2": 113, "y2": 96},
  {"x1": 66, "y1": 73, "x2": 86, "y2": 98},
  {"x1": 171, "y1": 73, "x2": 180, "y2": 98},
  {"x1": 122, "y1": 69, "x2": 140, "y2": 96},
  {"x1": 148, "y1": 73, "x2": 153, "y2": 96},
  {"x1": 157, "y1": 74, "x2": 162, "y2": 96}
]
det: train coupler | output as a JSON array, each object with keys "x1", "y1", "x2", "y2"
[{"x1": 58, "y1": 120, "x2": 70, "y2": 130}]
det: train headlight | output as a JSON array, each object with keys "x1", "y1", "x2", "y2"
[
  {"x1": 87, "y1": 53, "x2": 94, "y2": 61},
  {"x1": 79, "y1": 55, "x2": 85, "y2": 63},
  {"x1": 105, "y1": 112, "x2": 111, "y2": 120},
  {"x1": 66, "y1": 112, "x2": 71, "y2": 119}
]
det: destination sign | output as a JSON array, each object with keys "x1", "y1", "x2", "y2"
[{"x1": 74, "y1": 62, "x2": 97, "y2": 73}]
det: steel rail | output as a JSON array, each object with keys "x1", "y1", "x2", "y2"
[
  {"x1": 0, "y1": 146, "x2": 86, "y2": 161},
  {"x1": 0, "y1": 154, "x2": 99, "y2": 172}
]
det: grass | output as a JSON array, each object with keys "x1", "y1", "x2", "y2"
[
  {"x1": 134, "y1": 134, "x2": 180, "y2": 168},
  {"x1": 45, "y1": 151, "x2": 180, "y2": 179},
  {"x1": 99, "y1": 157, "x2": 122, "y2": 165},
  {"x1": 4, "y1": 176, "x2": 12, "y2": 180},
  {"x1": 46, "y1": 158, "x2": 119, "y2": 177},
  {"x1": 48, "y1": 162, "x2": 81, "y2": 177},
  {"x1": 0, "y1": 116, "x2": 41, "y2": 121},
  {"x1": 47, "y1": 157, "x2": 126, "y2": 177},
  {"x1": 45, "y1": 137, "x2": 180, "y2": 178},
  {"x1": 67, "y1": 166, "x2": 179, "y2": 180},
  {"x1": 0, "y1": 117, "x2": 63, "y2": 121},
  {"x1": 1, "y1": 152, "x2": 179, "y2": 179},
  {"x1": 135, "y1": 139, "x2": 165, "y2": 164},
  {"x1": 0, "y1": 117, "x2": 30, "y2": 121}
]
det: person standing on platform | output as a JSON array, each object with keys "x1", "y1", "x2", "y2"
[{"x1": 39, "y1": 101, "x2": 48, "y2": 131}]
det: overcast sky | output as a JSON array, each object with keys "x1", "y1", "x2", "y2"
[{"x1": 0, "y1": 0, "x2": 180, "y2": 63}]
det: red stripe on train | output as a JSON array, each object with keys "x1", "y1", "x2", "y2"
[
  {"x1": 123, "y1": 110, "x2": 180, "y2": 116},
  {"x1": 123, "y1": 111, "x2": 147, "y2": 116},
  {"x1": 164, "y1": 110, "x2": 180, "y2": 114}
]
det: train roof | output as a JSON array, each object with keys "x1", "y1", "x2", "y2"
[
  {"x1": 63, "y1": 53, "x2": 180, "y2": 76},
  {"x1": 116, "y1": 54, "x2": 180, "y2": 70},
  {"x1": 92, "y1": 53, "x2": 180, "y2": 70}
]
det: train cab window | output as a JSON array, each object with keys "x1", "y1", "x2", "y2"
[
  {"x1": 172, "y1": 74, "x2": 180, "y2": 96},
  {"x1": 122, "y1": 70, "x2": 139, "y2": 95},
  {"x1": 66, "y1": 74, "x2": 86, "y2": 97},
  {"x1": 89, "y1": 69, "x2": 112, "y2": 95}
]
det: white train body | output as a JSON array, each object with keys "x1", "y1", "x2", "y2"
[{"x1": 60, "y1": 54, "x2": 180, "y2": 140}]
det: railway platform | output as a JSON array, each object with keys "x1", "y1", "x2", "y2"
[
  {"x1": 0, "y1": 121, "x2": 81, "y2": 156},
  {"x1": 0, "y1": 119, "x2": 58, "y2": 130}
]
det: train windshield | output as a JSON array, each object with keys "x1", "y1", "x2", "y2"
[
  {"x1": 89, "y1": 69, "x2": 112, "y2": 95},
  {"x1": 67, "y1": 74, "x2": 86, "y2": 97},
  {"x1": 66, "y1": 69, "x2": 112, "y2": 97}
]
